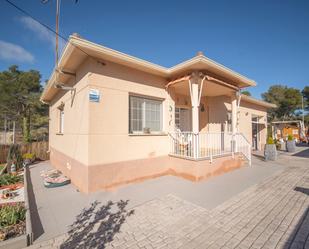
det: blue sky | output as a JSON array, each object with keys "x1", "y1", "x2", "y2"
[{"x1": 0, "y1": 0, "x2": 308, "y2": 99}]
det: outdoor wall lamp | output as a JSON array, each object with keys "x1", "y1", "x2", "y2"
[{"x1": 201, "y1": 104, "x2": 205, "y2": 112}]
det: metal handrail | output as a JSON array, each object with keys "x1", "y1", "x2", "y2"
[{"x1": 168, "y1": 131, "x2": 251, "y2": 166}]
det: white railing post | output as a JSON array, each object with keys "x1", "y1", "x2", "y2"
[
  {"x1": 168, "y1": 131, "x2": 251, "y2": 165},
  {"x1": 193, "y1": 133, "x2": 198, "y2": 160}
]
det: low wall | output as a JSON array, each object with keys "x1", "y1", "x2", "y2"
[
  {"x1": 50, "y1": 146, "x2": 244, "y2": 193},
  {"x1": 24, "y1": 165, "x2": 33, "y2": 246},
  {"x1": 0, "y1": 234, "x2": 27, "y2": 249}
]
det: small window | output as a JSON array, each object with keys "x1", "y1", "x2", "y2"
[
  {"x1": 59, "y1": 110, "x2": 64, "y2": 134},
  {"x1": 129, "y1": 96, "x2": 163, "y2": 133}
]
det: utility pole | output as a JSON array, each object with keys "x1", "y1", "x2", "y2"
[{"x1": 55, "y1": 0, "x2": 60, "y2": 68}]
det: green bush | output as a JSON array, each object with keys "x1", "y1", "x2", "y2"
[
  {"x1": 0, "y1": 204, "x2": 26, "y2": 229},
  {"x1": 22, "y1": 153, "x2": 35, "y2": 160},
  {"x1": 287, "y1": 134, "x2": 294, "y2": 141},
  {"x1": 0, "y1": 174, "x2": 23, "y2": 187},
  {"x1": 267, "y1": 137, "x2": 274, "y2": 144}
]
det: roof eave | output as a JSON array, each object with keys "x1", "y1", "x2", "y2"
[
  {"x1": 40, "y1": 39, "x2": 75, "y2": 102},
  {"x1": 241, "y1": 94, "x2": 277, "y2": 109},
  {"x1": 168, "y1": 55, "x2": 256, "y2": 87},
  {"x1": 41, "y1": 35, "x2": 257, "y2": 102}
]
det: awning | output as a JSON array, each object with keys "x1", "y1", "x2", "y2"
[
  {"x1": 166, "y1": 75, "x2": 191, "y2": 88},
  {"x1": 166, "y1": 74, "x2": 239, "y2": 91}
]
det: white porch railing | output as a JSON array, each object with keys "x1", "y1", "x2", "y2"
[
  {"x1": 168, "y1": 132, "x2": 251, "y2": 165},
  {"x1": 233, "y1": 133, "x2": 252, "y2": 165}
]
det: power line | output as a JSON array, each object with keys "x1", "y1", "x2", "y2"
[{"x1": 4, "y1": 0, "x2": 103, "y2": 67}]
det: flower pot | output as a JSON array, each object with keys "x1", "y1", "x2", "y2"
[
  {"x1": 279, "y1": 141, "x2": 286, "y2": 151},
  {"x1": 264, "y1": 144, "x2": 277, "y2": 161},
  {"x1": 286, "y1": 140, "x2": 296, "y2": 152}
]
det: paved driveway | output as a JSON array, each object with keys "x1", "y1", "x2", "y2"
[{"x1": 27, "y1": 147, "x2": 309, "y2": 249}]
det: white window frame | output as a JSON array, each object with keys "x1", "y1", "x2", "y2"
[
  {"x1": 175, "y1": 107, "x2": 180, "y2": 129},
  {"x1": 129, "y1": 95, "x2": 163, "y2": 134}
]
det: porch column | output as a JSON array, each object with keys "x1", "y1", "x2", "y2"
[
  {"x1": 191, "y1": 82, "x2": 200, "y2": 134},
  {"x1": 189, "y1": 74, "x2": 202, "y2": 160},
  {"x1": 231, "y1": 94, "x2": 237, "y2": 135},
  {"x1": 231, "y1": 94, "x2": 237, "y2": 155}
]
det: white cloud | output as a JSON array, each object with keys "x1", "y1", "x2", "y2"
[
  {"x1": 20, "y1": 16, "x2": 65, "y2": 53},
  {"x1": 0, "y1": 40, "x2": 34, "y2": 63}
]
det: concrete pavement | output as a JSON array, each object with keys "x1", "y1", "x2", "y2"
[{"x1": 26, "y1": 146, "x2": 309, "y2": 248}]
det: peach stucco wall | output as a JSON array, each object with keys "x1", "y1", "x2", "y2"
[
  {"x1": 198, "y1": 95, "x2": 267, "y2": 150},
  {"x1": 238, "y1": 100, "x2": 267, "y2": 151},
  {"x1": 49, "y1": 59, "x2": 91, "y2": 166},
  {"x1": 86, "y1": 59, "x2": 174, "y2": 165}
]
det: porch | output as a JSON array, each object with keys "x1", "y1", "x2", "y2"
[
  {"x1": 168, "y1": 132, "x2": 251, "y2": 164},
  {"x1": 167, "y1": 71, "x2": 252, "y2": 165}
]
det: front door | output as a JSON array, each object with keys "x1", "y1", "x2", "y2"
[
  {"x1": 175, "y1": 107, "x2": 192, "y2": 132},
  {"x1": 252, "y1": 117, "x2": 259, "y2": 150}
]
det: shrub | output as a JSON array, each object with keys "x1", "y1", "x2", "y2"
[
  {"x1": 0, "y1": 203, "x2": 26, "y2": 229},
  {"x1": 267, "y1": 137, "x2": 274, "y2": 145},
  {"x1": 287, "y1": 134, "x2": 294, "y2": 141},
  {"x1": 7, "y1": 144, "x2": 23, "y2": 170},
  {"x1": 274, "y1": 139, "x2": 281, "y2": 149},
  {"x1": 22, "y1": 153, "x2": 35, "y2": 161},
  {"x1": 0, "y1": 174, "x2": 23, "y2": 188}
]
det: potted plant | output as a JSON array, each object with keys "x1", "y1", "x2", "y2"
[
  {"x1": 6, "y1": 144, "x2": 22, "y2": 173},
  {"x1": 286, "y1": 134, "x2": 296, "y2": 152},
  {"x1": 143, "y1": 127, "x2": 151, "y2": 134},
  {"x1": 22, "y1": 153, "x2": 36, "y2": 167},
  {"x1": 264, "y1": 137, "x2": 277, "y2": 161}
]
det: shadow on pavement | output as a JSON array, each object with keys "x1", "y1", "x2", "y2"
[
  {"x1": 294, "y1": 186, "x2": 309, "y2": 196},
  {"x1": 282, "y1": 187, "x2": 309, "y2": 249},
  {"x1": 26, "y1": 165, "x2": 45, "y2": 240},
  {"x1": 60, "y1": 200, "x2": 134, "y2": 249},
  {"x1": 292, "y1": 148, "x2": 309, "y2": 158}
]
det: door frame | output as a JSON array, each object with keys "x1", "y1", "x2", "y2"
[
  {"x1": 175, "y1": 106, "x2": 192, "y2": 132},
  {"x1": 252, "y1": 116, "x2": 260, "y2": 150}
]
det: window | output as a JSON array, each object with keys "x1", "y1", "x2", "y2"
[
  {"x1": 59, "y1": 110, "x2": 64, "y2": 134},
  {"x1": 129, "y1": 96, "x2": 162, "y2": 133},
  {"x1": 175, "y1": 107, "x2": 180, "y2": 129}
]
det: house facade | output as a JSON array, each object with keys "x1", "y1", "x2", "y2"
[{"x1": 41, "y1": 34, "x2": 275, "y2": 193}]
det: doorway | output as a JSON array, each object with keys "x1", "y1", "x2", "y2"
[
  {"x1": 252, "y1": 116, "x2": 259, "y2": 150},
  {"x1": 175, "y1": 107, "x2": 192, "y2": 132}
]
